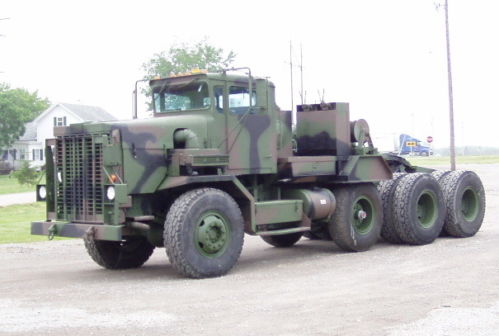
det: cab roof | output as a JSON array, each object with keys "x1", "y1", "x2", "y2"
[{"x1": 149, "y1": 70, "x2": 274, "y2": 88}]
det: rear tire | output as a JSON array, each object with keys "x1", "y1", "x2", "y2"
[
  {"x1": 261, "y1": 232, "x2": 303, "y2": 247},
  {"x1": 440, "y1": 170, "x2": 486, "y2": 237},
  {"x1": 392, "y1": 173, "x2": 445, "y2": 245},
  {"x1": 329, "y1": 184, "x2": 382, "y2": 252},
  {"x1": 431, "y1": 170, "x2": 452, "y2": 182},
  {"x1": 431, "y1": 170, "x2": 453, "y2": 236},
  {"x1": 378, "y1": 173, "x2": 406, "y2": 244},
  {"x1": 83, "y1": 234, "x2": 155, "y2": 270}
]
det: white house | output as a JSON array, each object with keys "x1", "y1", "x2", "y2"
[{"x1": 3, "y1": 103, "x2": 116, "y2": 170}]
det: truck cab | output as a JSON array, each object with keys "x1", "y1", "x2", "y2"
[{"x1": 149, "y1": 70, "x2": 279, "y2": 175}]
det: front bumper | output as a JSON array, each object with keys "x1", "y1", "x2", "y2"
[{"x1": 31, "y1": 221, "x2": 124, "y2": 241}]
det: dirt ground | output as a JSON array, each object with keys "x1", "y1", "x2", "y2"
[{"x1": 1, "y1": 164, "x2": 498, "y2": 336}]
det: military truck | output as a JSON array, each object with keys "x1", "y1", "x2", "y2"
[{"x1": 32, "y1": 68, "x2": 486, "y2": 278}]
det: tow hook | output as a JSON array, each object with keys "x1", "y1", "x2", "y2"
[
  {"x1": 47, "y1": 224, "x2": 57, "y2": 240},
  {"x1": 85, "y1": 226, "x2": 96, "y2": 239}
]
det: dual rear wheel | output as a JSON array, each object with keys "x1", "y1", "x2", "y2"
[{"x1": 378, "y1": 170, "x2": 485, "y2": 245}]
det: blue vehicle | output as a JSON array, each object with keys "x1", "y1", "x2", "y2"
[{"x1": 399, "y1": 134, "x2": 431, "y2": 156}]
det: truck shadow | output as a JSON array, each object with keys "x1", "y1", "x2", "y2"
[
  {"x1": 61, "y1": 239, "x2": 392, "y2": 282},
  {"x1": 234, "y1": 239, "x2": 347, "y2": 273}
]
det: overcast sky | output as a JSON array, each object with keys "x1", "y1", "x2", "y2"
[{"x1": 1, "y1": 0, "x2": 498, "y2": 149}]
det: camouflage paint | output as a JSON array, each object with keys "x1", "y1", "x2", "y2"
[
  {"x1": 32, "y1": 71, "x2": 396, "y2": 241},
  {"x1": 296, "y1": 102, "x2": 351, "y2": 157}
]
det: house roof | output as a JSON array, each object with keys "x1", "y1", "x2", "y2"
[
  {"x1": 59, "y1": 103, "x2": 117, "y2": 122},
  {"x1": 19, "y1": 121, "x2": 37, "y2": 141},
  {"x1": 32, "y1": 103, "x2": 117, "y2": 124},
  {"x1": 17, "y1": 103, "x2": 117, "y2": 143}
]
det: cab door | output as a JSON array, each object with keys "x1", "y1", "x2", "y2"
[{"x1": 221, "y1": 80, "x2": 276, "y2": 174}]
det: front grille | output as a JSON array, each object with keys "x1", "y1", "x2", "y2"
[{"x1": 55, "y1": 135, "x2": 104, "y2": 222}]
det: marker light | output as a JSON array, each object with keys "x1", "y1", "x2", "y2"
[{"x1": 38, "y1": 185, "x2": 47, "y2": 200}]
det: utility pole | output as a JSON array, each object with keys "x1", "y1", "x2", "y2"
[{"x1": 444, "y1": 0, "x2": 456, "y2": 170}]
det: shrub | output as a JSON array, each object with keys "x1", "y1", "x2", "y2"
[{"x1": 12, "y1": 161, "x2": 40, "y2": 186}]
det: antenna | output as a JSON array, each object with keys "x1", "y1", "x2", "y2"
[
  {"x1": 317, "y1": 89, "x2": 325, "y2": 103},
  {"x1": 300, "y1": 44, "x2": 304, "y2": 105},
  {"x1": 289, "y1": 41, "x2": 294, "y2": 120}
]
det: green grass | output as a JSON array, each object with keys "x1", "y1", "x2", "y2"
[
  {"x1": 0, "y1": 202, "x2": 67, "y2": 244},
  {"x1": 407, "y1": 155, "x2": 499, "y2": 167},
  {"x1": 0, "y1": 174, "x2": 37, "y2": 194}
]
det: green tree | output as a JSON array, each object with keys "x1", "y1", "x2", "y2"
[
  {"x1": 0, "y1": 84, "x2": 50, "y2": 149},
  {"x1": 11, "y1": 160, "x2": 40, "y2": 186},
  {"x1": 142, "y1": 40, "x2": 236, "y2": 78}
]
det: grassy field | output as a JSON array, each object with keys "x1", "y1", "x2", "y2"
[
  {"x1": 0, "y1": 175, "x2": 37, "y2": 194},
  {"x1": 407, "y1": 155, "x2": 499, "y2": 167},
  {"x1": 0, "y1": 202, "x2": 67, "y2": 244}
]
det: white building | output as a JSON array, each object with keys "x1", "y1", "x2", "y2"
[{"x1": 2, "y1": 103, "x2": 116, "y2": 170}]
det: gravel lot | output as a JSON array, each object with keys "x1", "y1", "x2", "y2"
[{"x1": 1, "y1": 164, "x2": 498, "y2": 336}]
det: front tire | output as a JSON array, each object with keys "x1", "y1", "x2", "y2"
[
  {"x1": 83, "y1": 234, "x2": 155, "y2": 270},
  {"x1": 164, "y1": 188, "x2": 244, "y2": 278},
  {"x1": 328, "y1": 184, "x2": 382, "y2": 252}
]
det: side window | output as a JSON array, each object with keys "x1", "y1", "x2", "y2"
[
  {"x1": 214, "y1": 86, "x2": 224, "y2": 113},
  {"x1": 228, "y1": 86, "x2": 256, "y2": 114}
]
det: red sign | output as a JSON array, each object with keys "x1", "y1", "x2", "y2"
[{"x1": 427, "y1": 136, "x2": 433, "y2": 143}]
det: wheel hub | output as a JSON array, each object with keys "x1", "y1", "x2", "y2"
[
  {"x1": 352, "y1": 197, "x2": 374, "y2": 234},
  {"x1": 461, "y1": 188, "x2": 479, "y2": 221},
  {"x1": 416, "y1": 191, "x2": 437, "y2": 228},
  {"x1": 356, "y1": 210, "x2": 368, "y2": 221},
  {"x1": 196, "y1": 214, "x2": 229, "y2": 255}
]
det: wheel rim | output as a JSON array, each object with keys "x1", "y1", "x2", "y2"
[
  {"x1": 352, "y1": 196, "x2": 375, "y2": 234},
  {"x1": 195, "y1": 211, "x2": 230, "y2": 258},
  {"x1": 461, "y1": 187, "x2": 479, "y2": 221},
  {"x1": 416, "y1": 190, "x2": 437, "y2": 228}
]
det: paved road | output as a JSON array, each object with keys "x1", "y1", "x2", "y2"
[
  {"x1": 0, "y1": 192, "x2": 36, "y2": 206},
  {"x1": 0, "y1": 164, "x2": 498, "y2": 335}
]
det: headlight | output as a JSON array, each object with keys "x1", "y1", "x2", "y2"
[
  {"x1": 37, "y1": 185, "x2": 47, "y2": 201},
  {"x1": 57, "y1": 171, "x2": 63, "y2": 183},
  {"x1": 106, "y1": 186, "x2": 116, "y2": 201}
]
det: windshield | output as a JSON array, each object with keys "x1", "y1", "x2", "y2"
[{"x1": 153, "y1": 81, "x2": 210, "y2": 113}]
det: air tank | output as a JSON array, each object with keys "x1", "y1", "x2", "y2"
[{"x1": 282, "y1": 188, "x2": 336, "y2": 220}]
